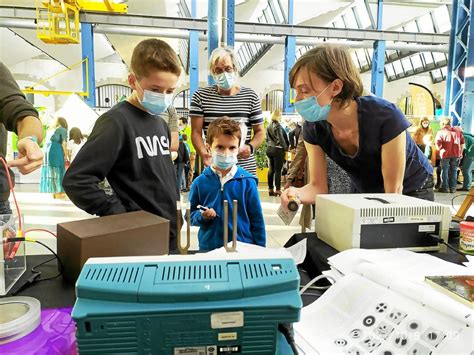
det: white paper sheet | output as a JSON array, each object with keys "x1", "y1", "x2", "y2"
[
  {"x1": 328, "y1": 248, "x2": 470, "y2": 281},
  {"x1": 285, "y1": 238, "x2": 307, "y2": 265},
  {"x1": 295, "y1": 249, "x2": 473, "y2": 353},
  {"x1": 295, "y1": 272, "x2": 471, "y2": 354},
  {"x1": 239, "y1": 119, "x2": 248, "y2": 149},
  {"x1": 206, "y1": 241, "x2": 307, "y2": 265},
  {"x1": 463, "y1": 255, "x2": 474, "y2": 269}
]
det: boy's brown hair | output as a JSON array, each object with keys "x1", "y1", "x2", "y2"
[
  {"x1": 289, "y1": 44, "x2": 364, "y2": 108},
  {"x1": 131, "y1": 39, "x2": 181, "y2": 79},
  {"x1": 207, "y1": 117, "x2": 241, "y2": 146}
]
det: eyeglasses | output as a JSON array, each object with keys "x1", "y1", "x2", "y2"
[{"x1": 213, "y1": 66, "x2": 235, "y2": 75}]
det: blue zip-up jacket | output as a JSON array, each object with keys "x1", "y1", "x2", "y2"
[{"x1": 189, "y1": 166, "x2": 266, "y2": 251}]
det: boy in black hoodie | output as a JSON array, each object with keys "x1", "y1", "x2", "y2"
[{"x1": 63, "y1": 39, "x2": 180, "y2": 252}]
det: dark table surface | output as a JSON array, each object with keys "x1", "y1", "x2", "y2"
[
  {"x1": 4, "y1": 255, "x2": 76, "y2": 308},
  {"x1": 4, "y1": 233, "x2": 467, "y2": 309},
  {"x1": 6, "y1": 254, "x2": 322, "y2": 309},
  {"x1": 285, "y1": 232, "x2": 468, "y2": 273}
]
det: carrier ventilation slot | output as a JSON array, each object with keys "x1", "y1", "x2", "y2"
[
  {"x1": 158, "y1": 264, "x2": 224, "y2": 282},
  {"x1": 360, "y1": 206, "x2": 444, "y2": 218},
  {"x1": 84, "y1": 266, "x2": 140, "y2": 284},
  {"x1": 243, "y1": 263, "x2": 292, "y2": 280}
]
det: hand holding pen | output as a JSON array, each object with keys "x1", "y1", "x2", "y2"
[{"x1": 197, "y1": 205, "x2": 218, "y2": 220}]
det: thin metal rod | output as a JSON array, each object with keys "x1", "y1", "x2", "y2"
[
  {"x1": 225, "y1": 200, "x2": 237, "y2": 252},
  {"x1": 223, "y1": 200, "x2": 228, "y2": 250},
  {"x1": 186, "y1": 204, "x2": 191, "y2": 249},
  {"x1": 230, "y1": 199, "x2": 238, "y2": 252},
  {"x1": 176, "y1": 201, "x2": 187, "y2": 255},
  {"x1": 182, "y1": 204, "x2": 191, "y2": 254}
]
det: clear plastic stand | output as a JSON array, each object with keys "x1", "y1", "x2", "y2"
[{"x1": 0, "y1": 214, "x2": 26, "y2": 296}]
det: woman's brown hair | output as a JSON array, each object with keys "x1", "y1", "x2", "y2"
[
  {"x1": 56, "y1": 117, "x2": 68, "y2": 130},
  {"x1": 419, "y1": 117, "x2": 430, "y2": 126},
  {"x1": 69, "y1": 127, "x2": 83, "y2": 144},
  {"x1": 289, "y1": 44, "x2": 364, "y2": 108}
]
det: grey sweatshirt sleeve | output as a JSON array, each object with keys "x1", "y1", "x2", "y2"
[
  {"x1": 167, "y1": 105, "x2": 179, "y2": 132},
  {"x1": 0, "y1": 62, "x2": 38, "y2": 133}
]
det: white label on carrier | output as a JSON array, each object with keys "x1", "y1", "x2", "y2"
[
  {"x1": 218, "y1": 332, "x2": 237, "y2": 341},
  {"x1": 211, "y1": 311, "x2": 244, "y2": 329},
  {"x1": 174, "y1": 347, "x2": 206, "y2": 355},
  {"x1": 418, "y1": 225, "x2": 436, "y2": 232}
]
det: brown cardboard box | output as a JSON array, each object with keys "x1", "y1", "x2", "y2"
[{"x1": 57, "y1": 211, "x2": 169, "y2": 283}]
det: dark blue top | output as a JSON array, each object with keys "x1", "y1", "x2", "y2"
[{"x1": 303, "y1": 96, "x2": 433, "y2": 194}]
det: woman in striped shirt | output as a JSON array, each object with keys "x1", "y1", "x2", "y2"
[{"x1": 190, "y1": 47, "x2": 264, "y2": 176}]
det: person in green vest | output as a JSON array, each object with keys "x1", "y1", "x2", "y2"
[
  {"x1": 179, "y1": 116, "x2": 196, "y2": 188},
  {"x1": 459, "y1": 131, "x2": 474, "y2": 191}
]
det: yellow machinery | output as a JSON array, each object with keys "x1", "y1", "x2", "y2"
[
  {"x1": 36, "y1": 0, "x2": 127, "y2": 44},
  {"x1": 453, "y1": 187, "x2": 474, "y2": 222},
  {"x1": 22, "y1": 58, "x2": 91, "y2": 97}
]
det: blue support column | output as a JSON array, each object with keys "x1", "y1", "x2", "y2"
[
  {"x1": 464, "y1": 2, "x2": 474, "y2": 133},
  {"x1": 208, "y1": 0, "x2": 219, "y2": 85},
  {"x1": 443, "y1": 0, "x2": 459, "y2": 119},
  {"x1": 189, "y1": 0, "x2": 199, "y2": 99},
  {"x1": 81, "y1": 22, "x2": 95, "y2": 107},
  {"x1": 283, "y1": 0, "x2": 295, "y2": 113},
  {"x1": 227, "y1": 0, "x2": 235, "y2": 47},
  {"x1": 370, "y1": 0, "x2": 385, "y2": 97},
  {"x1": 444, "y1": 0, "x2": 473, "y2": 131}
]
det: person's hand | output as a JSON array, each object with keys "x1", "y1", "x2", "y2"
[
  {"x1": 201, "y1": 208, "x2": 217, "y2": 220},
  {"x1": 283, "y1": 180, "x2": 292, "y2": 190},
  {"x1": 9, "y1": 137, "x2": 44, "y2": 174},
  {"x1": 238, "y1": 144, "x2": 251, "y2": 159},
  {"x1": 280, "y1": 186, "x2": 298, "y2": 210}
]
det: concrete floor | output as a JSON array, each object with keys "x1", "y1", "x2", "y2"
[{"x1": 10, "y1": 183, "x2": 474, "y2": 255}]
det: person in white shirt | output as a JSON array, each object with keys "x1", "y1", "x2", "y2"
[{"x1": 66, "y1": 127, "x2": 85, "y2": 163}]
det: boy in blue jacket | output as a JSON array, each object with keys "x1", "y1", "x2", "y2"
[{"x1": 189, "y1": 117, "x2": 266, "y2": 251}]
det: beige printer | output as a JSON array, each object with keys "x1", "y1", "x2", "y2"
[{"x1": 315, "y1": 193, "x2": 451, "y2": 252}]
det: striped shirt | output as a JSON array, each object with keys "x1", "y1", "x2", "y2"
[{"x1": 190, "y1": 85, "x2": 263, "y2": 175}]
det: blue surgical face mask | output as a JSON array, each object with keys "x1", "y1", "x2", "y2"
[
  {"x1": 212, "y1": 151, "x2": 238, "y2": 170},
  {"x1": 214, "y1": 72, "x2": 236, "y2": 90},
  {"x1": 137, "y1": 82, "x2": 173, "y2": 115},
  {"x1": 295, "y1": 84, "x2": 332, "y2": 122}
]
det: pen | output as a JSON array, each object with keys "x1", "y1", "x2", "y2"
[
  {"x1": 197, "y1": 205, "x2": 220, "y2": 217},
  {"x1": 197, "y1": 204, "x2": 208, "y2": 212}
]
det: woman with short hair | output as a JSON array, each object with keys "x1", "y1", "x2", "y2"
[
  {"x1": 190, "y1": 47, "x2": 264, "y2": 176},
  {"x1": 281, "y1": 44, "x2": 434, "y2": 208}
]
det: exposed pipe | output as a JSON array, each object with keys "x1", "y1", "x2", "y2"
[
  {"x1": 95, "y1": 24, "x2": 449, "y2": 52},
  {"x1": 0, "y1": 18, "x2": 449, "y2": 53},
  {"x1": 0, "y1": 18, "x2": 35, "y2": 29},
  {"x1": 296, "y1": 38, "x2": 449, "y2": 53},
  {"x1": 221, "y1": 0, "x2": 227, "y2": 46},
  {"x1": 95, "y1": 24, "x2": 192, "y2": 39}
]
